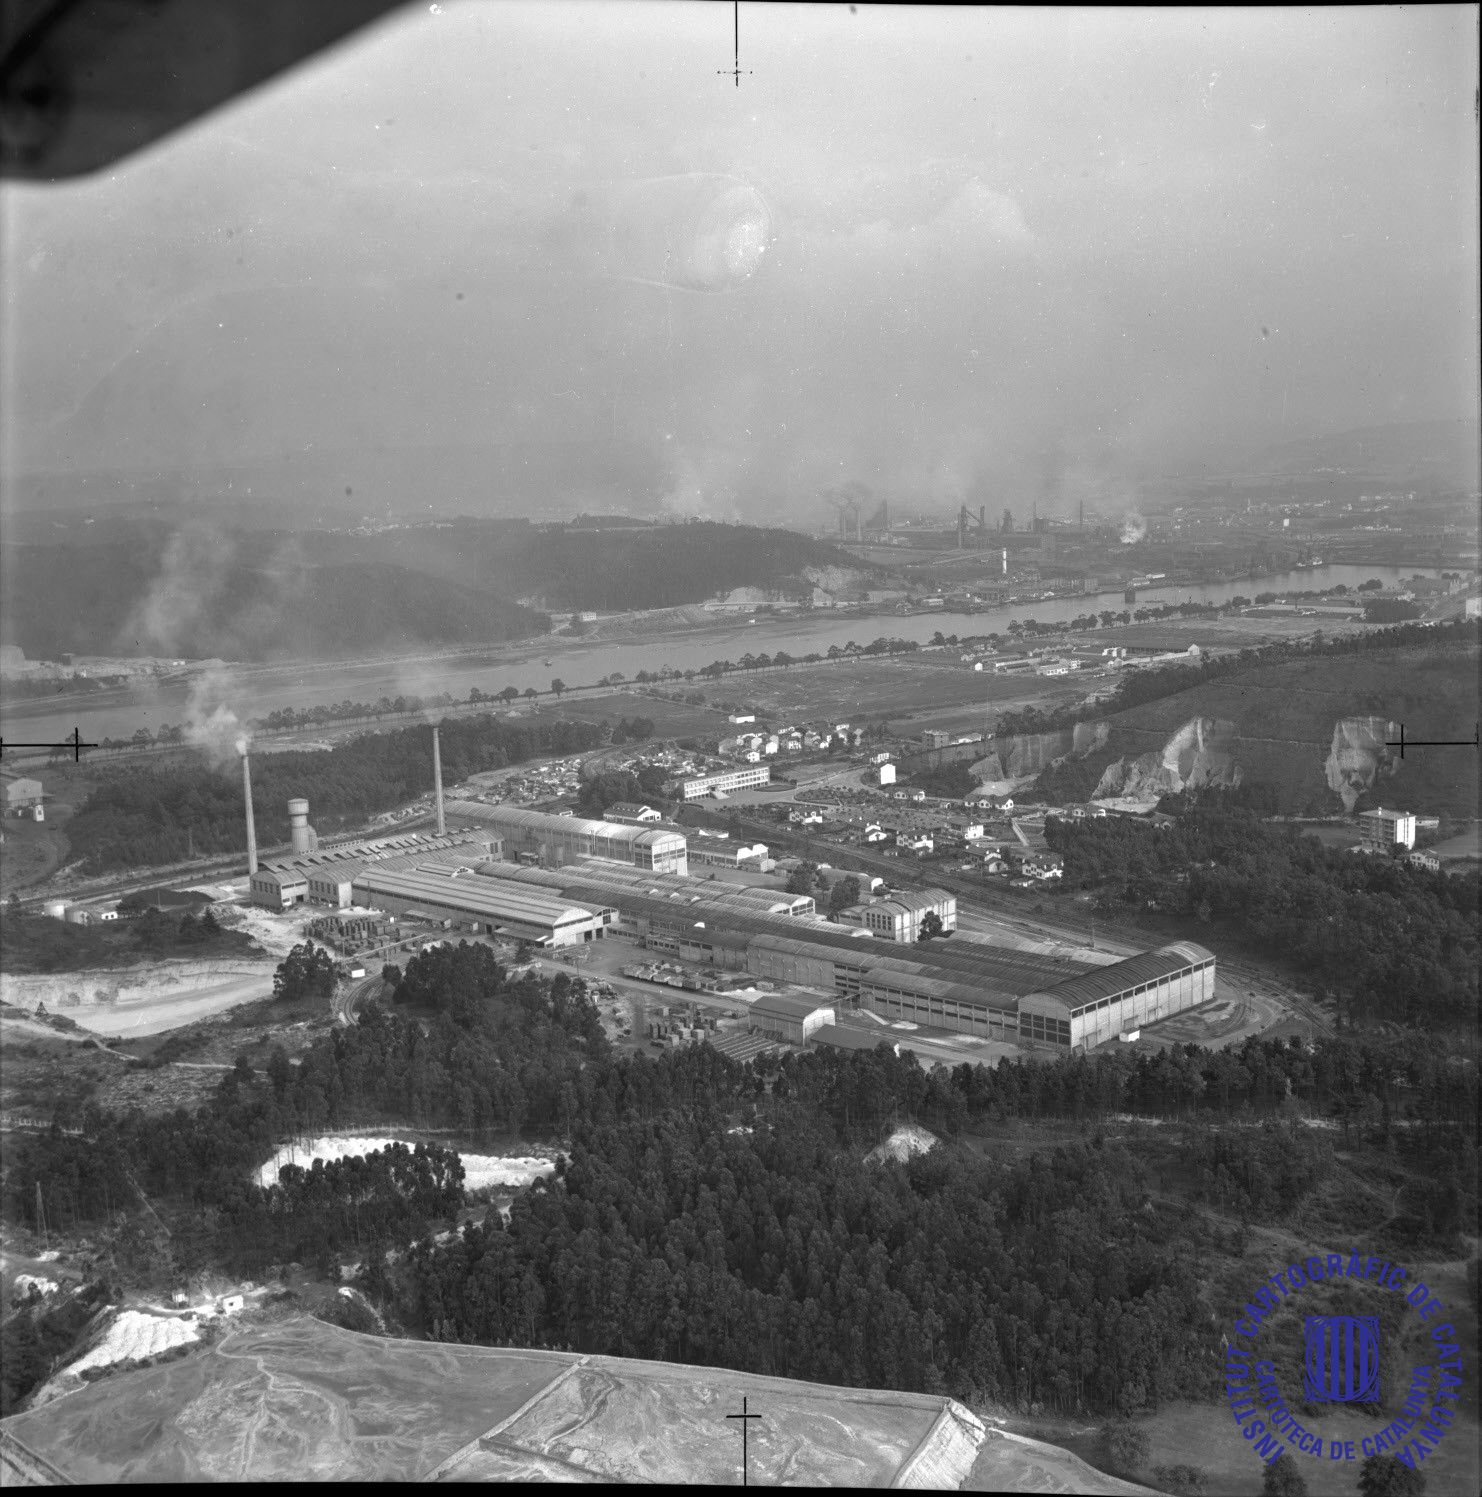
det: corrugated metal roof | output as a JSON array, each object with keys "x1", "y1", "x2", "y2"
[
  {"x1": 352, "y1": 867, "x2": 605, "y2": 927},
  {"x1": 443, "y1": 801, "x2": 685, "y2": 851},
  {"x1": 752, "y1": 992, "x2": 834, "y2": 1020},
  {"x1": 811, "y1": 1024, "x2": 894, "y2": 1052},
  {"x1": 1032, "y1": 943, "x2": 1216, "y2": 1012}
]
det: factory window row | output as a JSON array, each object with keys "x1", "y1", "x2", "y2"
[{"x1": 1019, "y1": 1013, "x2": 1071, "y2": 1045}]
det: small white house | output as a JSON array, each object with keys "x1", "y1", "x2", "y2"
[
  {"x1": 220, "y1": 1294, "x2": 245, "y2": 1315},
  {"x1": 878, "y1": 763, "x2": 897, "y2": 786}
]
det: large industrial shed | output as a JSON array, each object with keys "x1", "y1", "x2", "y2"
[
  {"x1": 250, "y1": 831, "x2": 497, "y2": 909},
  {"x1": 452, "y1": 852, "x2": 1217, "y2": 1048},
  {"x1": 350, "y1": 867, "x2": 614, "y2": 947},
  {"x1": 1018, "y1": 941, "x2": 1217, "y2": 1050},
  {"x1": 836, "y1": 889, "x2": 957, "y2": 942},
  {"x1": 443, "y1": 801, "x2": 688, "y2": 875},
  {"x1": 748, "y1": 992, "x2": 836, "y2": 1044}
]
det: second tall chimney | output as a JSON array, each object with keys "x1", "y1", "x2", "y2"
[
  {"x1": 432, "y1": 725, "x2": 446, "y2": 836},
  {"x1": 242, "y1": 752, "x2": 259, "y2": 875}
]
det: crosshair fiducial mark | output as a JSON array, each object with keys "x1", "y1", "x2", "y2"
[
  {"x1": 725, "y1": 1394, "x2": 763, "y2": 1485},
  {"x1": 718, "y1": 1, "x2": 753, "y2": 87},
  {"x1": 1384, "y1": 722, "x2": 1480, "y2": 760},
  {"x1": 0, "y1": 726, "x2": 98, "y2": 762}
]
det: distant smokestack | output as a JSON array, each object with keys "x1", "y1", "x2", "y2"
[
  {"x1": 241, "y1": 752, "x2": 258, "y2": 875},
  {"x1": 432, "y1": 725, "x2": 446, "y2": 836}
]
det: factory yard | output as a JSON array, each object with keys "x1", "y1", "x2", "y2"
[{"x1": 0, "y1": 1313, "x2": 1158, "y2": 1491}]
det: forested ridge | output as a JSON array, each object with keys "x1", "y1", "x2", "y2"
[
  {"x1": 63, "y1": 712, "x2": 644, "y2": 873},
  {"x1": 2, "y1": 945, "x2": 1474, "y2": 1421},
  {"x1": 1044, "y1": 804, "x2": 1480, "y2": 1029}
]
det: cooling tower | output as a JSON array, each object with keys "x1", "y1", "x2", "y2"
[
  {"x1": 288, "y1": 797, "x2": 316, "y2": 855},
  {"x1": 242, "y1": 753, "x2": 258, "y2": 875},
  {"x1": 432, "y1": 725, "x2": 446, "y2": 836}
]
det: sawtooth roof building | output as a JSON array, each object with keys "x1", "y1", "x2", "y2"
[
  {"x1": 350, "y1": 866, "x2": 614, "y2": 947},
  {"x1": 443, "y1": 800, "x2": 688, "y2": 875},
  {"x1": 460, "y1": 859, "x2": 1215, "y2": 1051}
]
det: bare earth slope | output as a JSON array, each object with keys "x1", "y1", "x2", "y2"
[
  {"x1": 1087, "y1": 645, "x2": 1478, "y2": 816},
  {"x1": 0, "y1": 1314, "x2": 1161, "y2": 1490}
]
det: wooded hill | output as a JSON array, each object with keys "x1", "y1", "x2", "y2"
[{"x1": 0, "y1": 516, "x2": 866, "y2": 661}]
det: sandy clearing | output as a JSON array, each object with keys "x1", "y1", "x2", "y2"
[
  {"x1": 59, "y1": 972, "x2": 276, "y2": 1037},
  {"x1": 69, "y1": 1310, "x2": 200, "y2": 1376},
  {"x1": 253, "y1": 1135, "x2": 559, "y2": 1192},
  {"x1": 867, "y1": 1124, "x2": 938, "y2": 1164}
]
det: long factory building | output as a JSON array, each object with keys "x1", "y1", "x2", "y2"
[
  {"x1": 443, "y1": 800, "x2": 689, "y2": 875},
  {"x1": 464, "y1": 858, "x2": 1216, "y2": 1050}
]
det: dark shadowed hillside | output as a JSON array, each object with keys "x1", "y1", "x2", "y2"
[
  {"x1": 0, "y1": 516, "x2": 869, "y2": 661},
  {"x1": 0, "y1": 538, "x2": 549, "y2": 662}
]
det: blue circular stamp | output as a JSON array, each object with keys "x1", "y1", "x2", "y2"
[{"x1": 1224, "y1": 1254, "x2": 1467, "y2": 1471}]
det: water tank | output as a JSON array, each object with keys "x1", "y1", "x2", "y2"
[
  {"x1": 288, "y1": 798, "x2": 315, "y2": 855},
  {"x1": 43, "y1": 898, "x2": 68, "y2": 920}
]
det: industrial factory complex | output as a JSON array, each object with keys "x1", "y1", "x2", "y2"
[{"x1": 208, "y1": 726, "x2": 1220, "y2": 1053}]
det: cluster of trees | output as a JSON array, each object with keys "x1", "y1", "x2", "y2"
[
  {"x1": 576, "y1": 763, "x2": 670, "y2": 817},
  {"x1": 906, "y1": 762, "x2": 979, "y2": 800},
  {"x1": 273, "y1": 942, "x2": 338, "y2": 1004},
  {"x1": 0, "y1": 1280, "x2": 112, "y2": 1416},
  {"x1": 2, "y1": 940, "x2": 1473, "y2": 1423},
  {"x1": 0, "y1": 901, "x2": 246, "y2": 975},
  {"x1": 218, "y1": 1141, "x2": 465, "y2": 1276},
  {"x1": 1044, "y1": 807, "x2": 1480, "y2": 1029},
  {"x1": 402, "y1": 1116, "x2": 1216, "y2": 1414},
  {"x1": 64, "y1": 713, "x2": 616, "y2": 873}
]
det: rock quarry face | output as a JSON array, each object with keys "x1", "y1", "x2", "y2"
[
  {"x1": 1325, "y1": 716, "x2": 1399, "y2": 811},
  {"x1": 971, "y1": 722, "x2": 1109, "y2": 786},
  {"x1": 1092, "y1": 717, "x2": 1242, "y2": 801}
]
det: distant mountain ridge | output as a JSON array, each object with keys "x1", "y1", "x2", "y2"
[{"x1": 1249, "y1": 418, "x2": 1480, "y2": 483}]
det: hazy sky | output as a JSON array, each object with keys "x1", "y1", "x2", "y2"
[{"x1": 2, "y1": 2, "x2": 1478, "y2": 520}]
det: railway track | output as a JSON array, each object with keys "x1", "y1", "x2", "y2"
[{"x1": 0, "y1": 1429, "x2": 75, "y2": 1485}]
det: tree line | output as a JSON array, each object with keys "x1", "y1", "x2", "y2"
[
  {"x1": 63, "y1": 712, "x2": 623, "y2": 873},
  {"x1": 1043, "y1": 804, "x2": 1480, "y2": 1029},
  {"x1": 2, "y1": 946, "x2": 1472, "y2": 1422}
]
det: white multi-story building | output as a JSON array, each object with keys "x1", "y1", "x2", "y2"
[
  {"x1": 680, "y1": 764, "x2": 772, "y2": 800},
  {"x1": 1357, "y1": 806, "x2": 1417, "y2": 851}
]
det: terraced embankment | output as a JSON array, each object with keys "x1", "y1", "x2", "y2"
[{"x1": 0, "y1": 1314, "x2": 1162, "y2": 1491}]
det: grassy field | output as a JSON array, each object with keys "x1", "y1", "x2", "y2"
[{"x1": 736, "y1": 655, "x2": 1090, "y2": 730}]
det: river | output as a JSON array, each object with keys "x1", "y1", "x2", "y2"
[{"x1": 0, "y1": 563, "x2": 1443, "y2": 747}]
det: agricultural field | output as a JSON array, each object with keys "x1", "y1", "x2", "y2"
[
  {"x1": 742, "y1": 654, "x2": 1089, "y2": 730},
  {"x1": 534, "y1": 691, "x2": 722, "y2": 740},
  {"x1": 0, "y1": 1313, "x2": 1155, "y2": 1489}
]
